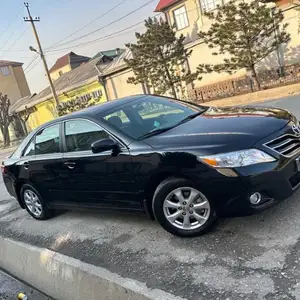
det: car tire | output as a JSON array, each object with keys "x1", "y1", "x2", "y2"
[
  {"x1": 152, "y1": 177, "x2": 217, "y2": 237},
  {"x1": 21, "y1": 184, "x2": 53, "y2": 220}
]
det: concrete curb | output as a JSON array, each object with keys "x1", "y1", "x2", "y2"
[{"x1": 0, "y1": 237, "x2": 186, "y2": 300}]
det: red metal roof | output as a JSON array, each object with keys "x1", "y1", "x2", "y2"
[
  {"x1": 154, "y1": 0, "x2": 180, "y2": 12},
  {"x1": 49, "y1": 52, "x2": 90, "y2": 73}
]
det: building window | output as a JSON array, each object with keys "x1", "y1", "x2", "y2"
[
  {"x1": 58, "y1": 70, "x2": 63, "y2": 77},
  {"x1": 92, "y1": 90, "x2": 103, "y2": 99},
  {"x1": 0, "y1": 66, "x2": 10, "y2": 76},
  {"x1": 173, "y1": 6, "x2": 189, "y2": 30},
  {"x1": 200, "y1": 0, "x2": 222, "y2": 11}
]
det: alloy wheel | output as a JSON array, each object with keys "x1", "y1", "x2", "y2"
[
  {"x1": 163, "y1": 187, "x2": 211, "y2": 230},
  {"x1": 24, "y1": 189, "x2": 43, "y2": 217}
]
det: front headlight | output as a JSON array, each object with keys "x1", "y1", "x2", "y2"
[{"x1": 198, "y1": 149, "x2": 276, "y2": 168}]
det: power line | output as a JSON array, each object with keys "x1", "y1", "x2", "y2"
[
  {"x1": 4, "y1": 26, "x2": 29, "y2": 51},
  {"x1": 46, "y1": 21, "x2": 149, "y2": 53},
  {"x1": 25, "y1": 58, "x2": 40, "y2": 74},
  {"x1": 0, "y1": 10, "x2": 23, "y2": 39},
  {"x1": 24, "y1": 50, "x2": 61, "y2": 74},
  {"x1": 49, "y1": 0, "x2": 129, "y2": 49},
  {"x1": 24, "y1": 2, "x2": 59, "y2": 105},
  {"x1": 24, "y1": 54, "x2": 40, "y2": 72},
  {"x1": 48, "y1": 0, "x2": 156, "y2": 50}
]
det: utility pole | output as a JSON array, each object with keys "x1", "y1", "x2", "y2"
[{"x1": 24, "y1": 2, "x2": 60, "y2": 105}]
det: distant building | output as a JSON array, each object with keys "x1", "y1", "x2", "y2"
[
  {"x1": 49, "y1": 52, "x2": 91, "y2": 81},
  {"x1": 154, "y1": 0, "x2": 300, "y2": 87},
  {"x1": 0, "y1": 60, "x2": 30, "y2": 103},
  {"x1": 13, "y1": 56, "x2": 109, "y2": 130},
  {"x1": 92, "y1": 48, "x2": 126, "y2": 61}
]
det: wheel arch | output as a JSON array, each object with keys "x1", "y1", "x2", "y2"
[
  {"x1": 14, "y1": 179, "x2": 31, "y2": 209},
  {"x1": 143, "y1": 171, "x2": 195, "y2": 219}
]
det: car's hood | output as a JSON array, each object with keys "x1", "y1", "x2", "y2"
[{"x1": 145, "y1": 106, "x2": 294, "y2": 154}]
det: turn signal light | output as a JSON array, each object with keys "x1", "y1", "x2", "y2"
[{"x1": 201, "y1": 158, "x2": 218, "y2": 166}]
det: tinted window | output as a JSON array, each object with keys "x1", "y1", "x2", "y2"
[
  {"x1": 35, "y1": 124, "x2": 60, "y2": 155},
  {"x1": 134, "y1": 101, "x2": 185, "y2": 120},
  {"x1": 104, "y1": 110, "x2": 130, "y2": 124},
  {"x1": 65, "y1": 119, "x2": 109, "y2": 152},
  {"x1": 101, "y1": 97, "x2": 203, "y2": 139},
  {"x1": 23, "y1": 139, "x2": 35, "y2": 157}
]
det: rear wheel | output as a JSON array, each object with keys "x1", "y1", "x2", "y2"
[
  {"x1": 152, "y1": 178, "x2": 217, "y2": 237},
  {"x1": 21, "y1": 184, "x2": 52, "y2": 220}
]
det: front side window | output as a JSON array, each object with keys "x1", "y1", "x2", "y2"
[
  {"x1": 65, "y1": 119, "x2": 109, "y2": 152},
  {"x1": 35, "y1": 124, "x2": 60, "y2": 155},
  {"x1": 23, "y1": 139, "x2": 35, "y2": 157},
  {"x1": 0, "y1": 66, "x2": 10, "y2": 76},
  {"x1": 173, "y1": 6, "x2": 189, "y2": 30},
  {"x1": 200, "y1": 0, "x2": 222, "y2": 11}
]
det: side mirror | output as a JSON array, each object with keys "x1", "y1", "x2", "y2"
[{"x1": 91, "y1": 138, "x2": 119, "y2": 154}]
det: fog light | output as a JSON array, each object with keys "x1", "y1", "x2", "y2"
[{"x1": 249, "y1": 192, "x2": 262, "y2": 205}]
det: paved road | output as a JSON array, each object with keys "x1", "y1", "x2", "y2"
[
  {"x1": 0, "y1": 270, "x2": 51, "y2": 300},
  {"x1": 1, "y1": 94, "x2": 300, "y2": 300}
]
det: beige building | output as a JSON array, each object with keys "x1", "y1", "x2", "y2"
[
  {"x1": 154, "y1": 0, "x2": 300, "y2": 88},
  {"x1": 0, "y1": 60, "x2": 31, "y2": 103},
  {"x1": 49, "y1": 52, "x2": 91, "y2": 81},
  {"x1": 102, "y1": 50, "x2": 147, "y2": 100}
]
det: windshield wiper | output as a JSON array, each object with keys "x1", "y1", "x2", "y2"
[
  {"x1": 138, "y1": 126, "x2": 175, "y2": 140},
  {"x1": 138, "y1": 111, "x2": 205, "y2": 141},
  {"x1": 175, "y1": 111, "x2": 204, "y2": 126}
]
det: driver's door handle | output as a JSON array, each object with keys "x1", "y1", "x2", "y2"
[
  {"x1": 64, "y1": 161, "x2": 76, "y2": 170},
  {"x1": 22, "y1": 161, "x2": 29, "y2": 170}
]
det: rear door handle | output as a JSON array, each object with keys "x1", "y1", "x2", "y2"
[{"x1": 64, "y1": 161, "x2": 76, "y2": 169}]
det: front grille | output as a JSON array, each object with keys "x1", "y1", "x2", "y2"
[{"x1": 265, "y1": 134, "x2": 300, "y2": 157}]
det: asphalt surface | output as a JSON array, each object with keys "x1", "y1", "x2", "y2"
[
  {"x1": 1, "y1": 94, "x2": 300, "y2": 300},
  {"x1": 0, "y1": 270, "x2": 51, "y2": 300}
]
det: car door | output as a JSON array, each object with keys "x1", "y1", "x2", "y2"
[
  {"x1": 59, "y1": 118, "x2": 139, "y2": 210},
  {"x1": 19, "y1": 122, "x2": 65, "y2": 203}
]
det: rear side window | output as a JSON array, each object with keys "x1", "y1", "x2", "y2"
[
  {"x1": 64, "y1": 119, "x2": 109, "y2": 152},
  {"x1": 35, "y1": 124, "x2": 60, "y2": 155}
]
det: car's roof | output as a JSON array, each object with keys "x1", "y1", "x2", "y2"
[{"x1": 43, "y1": 94, "x2": 148, "y2": 126}]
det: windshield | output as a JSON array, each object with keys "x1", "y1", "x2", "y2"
[{"x1": 101, "y1": 96, "x2": 205, "y2": 140}]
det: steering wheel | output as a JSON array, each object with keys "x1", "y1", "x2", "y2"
[{"x1": 149, "y1": 114, "x2": 168, "y2": 132}]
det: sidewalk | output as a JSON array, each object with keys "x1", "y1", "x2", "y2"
[{"x1": 203, "y1": 82, "x2": 300, "y2": 107}]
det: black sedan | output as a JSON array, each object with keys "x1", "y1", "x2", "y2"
[{"x1": 2, "y1": 95, "x2": 300, "y2": 237}]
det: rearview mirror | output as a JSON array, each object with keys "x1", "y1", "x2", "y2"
[{"x1": 91, "y1": 138, "x2": 119, "y2": 154}]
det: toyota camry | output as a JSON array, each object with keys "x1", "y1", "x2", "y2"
[{"x1": 2, "y1": 95, "x2": 299, "y2": 237}]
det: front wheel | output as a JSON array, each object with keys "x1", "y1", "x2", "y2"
[
  {"x1": 152, "y1": 178, "x2": 217, "y2": 237},
  {"x1": 21, "y1": 184, "x2": 53, "y2": 220}
]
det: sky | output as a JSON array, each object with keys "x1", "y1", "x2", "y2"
[{"x1": 0, "y1": 0, "x2": 159, "y2": 94}]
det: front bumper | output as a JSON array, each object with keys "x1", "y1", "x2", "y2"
[{"x1": 219, "y1": 155, "x2": 300, "y2": 216}]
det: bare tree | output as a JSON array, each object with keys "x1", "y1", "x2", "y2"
[
  {"x1": 16, "y1": 106, "x2": 37, "y2": 136},
  {"x1": 0, "y1": 93, "x2": 12, "y2": 146}
]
